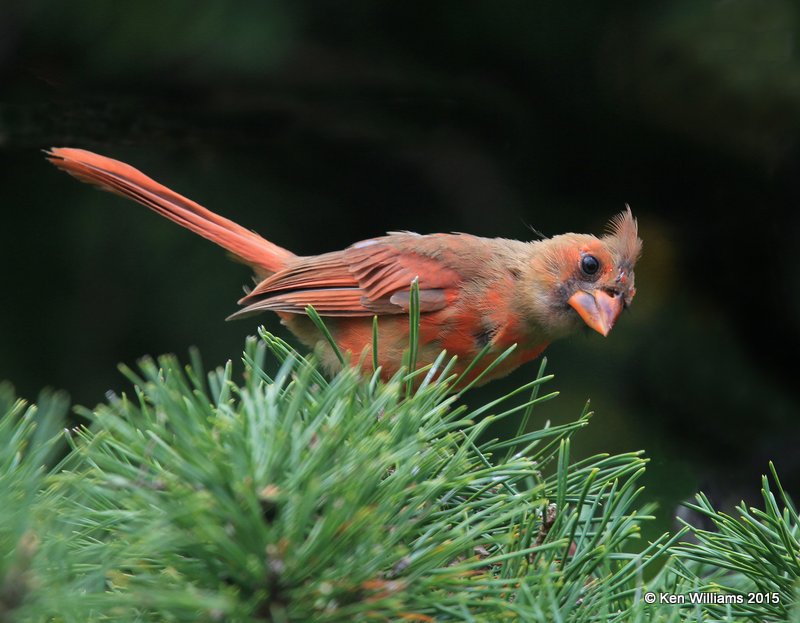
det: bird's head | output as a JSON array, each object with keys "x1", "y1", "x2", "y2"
[{"x1": 523, "y1": 207, "x2": 642, "y2": 338}]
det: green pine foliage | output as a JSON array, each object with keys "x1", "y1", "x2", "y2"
[
  {"x1": 0, "y1": 383, "x2": 68, "y2": 622},
  {"x1": 669, "y1": 464, "x2": 800, "y2": 621},
  {"x1": 1, "y1": 300, "x2": 799, "y2": 621},
  {"x1": 46, "y1": 335, "x2": 669, "y2": 621}
]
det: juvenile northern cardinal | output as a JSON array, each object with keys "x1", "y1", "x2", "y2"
[{"x1": 46, "y1": 148, "x2": 641, "y2": 385}]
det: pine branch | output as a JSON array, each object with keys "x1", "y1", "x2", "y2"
[
  {"x1": 2, "y1": 319, "x2": 797, "y2": 621},
  {"x1": 0, "y1": 383, "x2": 67, "y2": 623},
  {"x1": 35, "y1": 334, "x2": 659, "y2": 621},
  {"x1": 670, "y1": 462, "x2": 800, "y2": 621}
]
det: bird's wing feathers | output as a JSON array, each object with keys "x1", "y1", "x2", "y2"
[{"x1": 234, "y1": 233, "x2": 476, "y2": 318}]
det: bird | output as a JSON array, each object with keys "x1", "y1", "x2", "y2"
[{"x1": 46, "y1": 147, "x2": 642, "y2": 386}]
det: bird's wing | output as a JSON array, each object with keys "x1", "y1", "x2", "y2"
[{"x1": 231, "y1": 233, "x2": 482, "y2": 318}]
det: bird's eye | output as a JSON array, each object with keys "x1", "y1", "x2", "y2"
[{"x1": 581, "y1": 254, "x2": 600, "y2": 276}]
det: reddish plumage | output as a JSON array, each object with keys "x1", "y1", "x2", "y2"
[{"x1": 46, "y1": 148, "x2": 642, "y2": 386}]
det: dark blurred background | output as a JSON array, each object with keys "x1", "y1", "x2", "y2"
[{"x1": 1, "y1": 1, "x2": 798, "y2": 539}]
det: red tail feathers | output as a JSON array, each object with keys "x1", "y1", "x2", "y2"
[{"x1": 46, "y1": 148, "x2": 295, "y2": 275}]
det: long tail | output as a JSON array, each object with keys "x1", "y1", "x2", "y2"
[{"x1": 46, "y1": 148, "x2": 295, "y2": 275}]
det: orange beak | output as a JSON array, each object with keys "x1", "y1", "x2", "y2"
[{"x1": 568, "y1": 289, "x2": 624, "y2": 337}]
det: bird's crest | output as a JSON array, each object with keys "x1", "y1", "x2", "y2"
[{"x1": 603, "y1": 205, "x2": 642, "y2": 268}]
